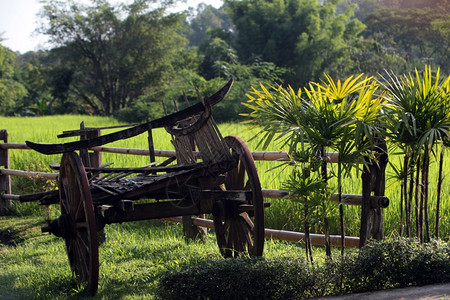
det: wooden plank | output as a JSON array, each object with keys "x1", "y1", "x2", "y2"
[
  {"x1": 104, "y1": 199, "x2": 209, "y2": 223},
  {"x1": 18, "y1": 189, "x2": 60, "y2": 203}
]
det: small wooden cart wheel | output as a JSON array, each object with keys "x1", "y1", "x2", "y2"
[
  {"x1": 213, "y1": 136, "x2": 265, "y2": 258},
  {"x1": 59, "y1": 152, "x2": 99, "y2": 295}
]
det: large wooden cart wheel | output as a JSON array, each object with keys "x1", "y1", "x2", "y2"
[
  {"x1": 213, "y1": 136, "x2": 265, "y2": 258},
  {"x1": 59, "y1": 152, "x2": 99, "y2": 295}
]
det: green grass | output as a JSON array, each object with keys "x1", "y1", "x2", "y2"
[{"x1": 0, "y1": 215, "x2": 322, "y2": 299}]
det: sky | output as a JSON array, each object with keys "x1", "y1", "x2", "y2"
[{"x1": 0, "y1": 0, "x2": 223, "y2": 54}]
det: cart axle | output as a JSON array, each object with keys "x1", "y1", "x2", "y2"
[{"x1": 41, "y1": 214, "x2": 74, "y2": 239}]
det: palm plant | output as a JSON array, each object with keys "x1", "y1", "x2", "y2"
[
  {"x1": 243, "y1": 74, "x2": 384, "y2": 257},
  {"x1": 381, "y1": 66, "x2": 450, "y2": 242}
]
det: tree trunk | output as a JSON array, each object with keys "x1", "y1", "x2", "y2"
[
  {"x1": 422, "y1": 151, "x2": 430, "y2": 243},
  {"x1": 304, "y1": 203, "x2": 314, "y2": 264},
  {"x1": 415, "y1": 154, "x2": 421, "y2": 240},
  {"x1": 338, "y1": 162, "x2": 345, "y2": 256},
  {"x1": 321, "y1": 146, "x2": 331, "y2": 258},
  {"x1": 435, "y1": 147, "x2": 444, "y2": 239},
  {"x1": 405, "y1": 153, "x2": 412, "y2": 237}
]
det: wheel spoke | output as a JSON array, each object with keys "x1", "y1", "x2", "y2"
[
  {"x1": 61, "y1": 197, "x2": 70, "y2": 214},
  {"x1": 226, "y1": 221, "x2": 234, "y2": 251},
  {"x1": 77, "y1": 230, "x2": 90, "y2": 253},
  {"x1": 213, "y1": 136, "x2": 264, "y2": 258},
  {"x1": 244, "y1": 179, "x2": 251, "y2": 191},
  {"x1": 74, "y1": 239, "x2": 89, "y2": 280},
  {"x1": 240, "y1": 213, "x2": 254, "y2": 229},
  {"x1": 238, "y1": 216, "x2": 253, "y2": 250},
  {"x1": 75, "y1": 197, "x2": 84, "y2": 221},
  {"x1": 236, "y1": 161, "x2": 246, "y2": 190},
  {"x1": 233, "y1": 221, "x2": 245, "y2": 254}
]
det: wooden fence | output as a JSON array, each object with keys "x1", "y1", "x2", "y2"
[{"x1": 0, "y1": 127, "x2": 389, "y2": 248}]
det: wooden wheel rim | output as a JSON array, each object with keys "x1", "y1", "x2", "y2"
[
  {"x1": 59, "y1": 152, "x2": 99, "y2": 295},
  {"x1": 213, "y1": 136, "x2": 264, "y2": 257}
]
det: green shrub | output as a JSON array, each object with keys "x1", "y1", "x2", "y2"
[
  {"x1": 157, "y1": 257, "x2": 319, "y2": 299},
  {"x1": 157, "y1": 239, "x2": 450, "y2": 299},
  {"x1": 340, "y1": 238, "x2": 450, "y2": 293}
]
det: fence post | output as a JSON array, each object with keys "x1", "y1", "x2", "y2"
[
  {"x1": 0, "y1": 130, "x2": 12, "y2": 215},
  {"x1": 79, "y1": 122, "x2": 102, "y2": 169},
  {"x1": 359, "y1": 140, "x2": 388, "y2": 247}
]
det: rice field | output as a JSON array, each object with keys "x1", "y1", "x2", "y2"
[{"x1": 1, "y1": 115, "x2": 449, "y2": 239}]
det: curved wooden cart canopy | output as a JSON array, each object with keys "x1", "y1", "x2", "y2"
[{"x1": 26, "y1": 79, "x2": 233, "y2": 155}]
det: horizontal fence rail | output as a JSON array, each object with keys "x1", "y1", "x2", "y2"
[
  {"x1": 164, "y1": 216, "x2": 360, "y2": 248},
  {"x1": 0, "y1": 142, "x2": 341, "y2": 162}
]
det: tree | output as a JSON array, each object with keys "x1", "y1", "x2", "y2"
[
  {"x1": 226, "y1": 0, "x2": 367, "y2": 86},
  {"x1": 350, "y1": 0, "x2": 450, "y2": 75},
  {"x1": 185, "y1": 3, "x2": 233, "y2": 47},
  {"x1": 194, "y1": 29, "x2": 286, "y2": 122},
  {"x1": 381, "y1": 66, "x2": 450, "y2": 242},
  {"x1": 15, "y1": 51, "x2": 54, "y2": 115},
  {"x1": 39, "y1": 0, "x2": 187, "y2": 115},
  {"x1": 243, "y1": 74, "x2": 384, "y2": 257},
  {"x1": 0, "y1": 44, "x2": 27, "y2": 115}
]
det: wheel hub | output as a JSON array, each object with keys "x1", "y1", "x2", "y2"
[{"x1": 41, "y1": 213, "x2": 75, "y2": 239}]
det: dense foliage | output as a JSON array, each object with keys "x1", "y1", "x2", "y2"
[
  {"x1": 227, "y1": 0, "x2": 367, "y2": 86},
  {"x1": 0, "y1": 45, "x2": 27, "y2": 115},
  {"x1": 0, "y1": 0, "x2": 448, "y2": 121}
]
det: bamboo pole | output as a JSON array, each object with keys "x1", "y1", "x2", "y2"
[
  {"x1": 1, "y1": 143, "x2": 347, "y2": 163},
  {"x1": 1, "y1": 194, "x2": 21, "y2": 201},
  {"x1": 90, "y1": 146, "x2": 176, "y2": 157},
  {"x1": 0, "y1": 143, "x2": 31, "y2": 150},
  {"x1": 163, "y1": 216, "x2": 360, "y2": 248},
  {"x1": 262, "y1": 189, "x2": 389, "y2": 208},
  {"x1": 0, "y1": 169, "x2": 58, "y2": 180}
]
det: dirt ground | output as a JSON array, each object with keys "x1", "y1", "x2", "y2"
[{"x1": 316, "y1": 283, "x2": 450, "y2": 300}]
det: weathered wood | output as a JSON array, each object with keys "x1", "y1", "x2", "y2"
[
  {"x1": 0, "y1": 143, "x2": 30, "y2": 150},
  {"x1": 79, "y1": 122, "x2": 90, "y2": 167},
  {"x1": 1, "y1": 194, "x2": 20, "y2": 201},
  {"x1": 359, "y1": 141, "x2": 388, "y2": 247},
  {"x1": 147, "y1": 120, "x2": 156, "y2": 164},
  {"x1": 0, "y1": 168, "x2": 58, "y2": 180},
  {"x1": 261, "y1": 189, "x2": 389, "y2": 208},
  {"x1": 26, "y1": 79, "x2": 233, "y2": 154},
  {"x1": 88, "y1": 129, "x2": 102, "y2": 169},
  {"x1": 107, "y1": 198, "x2": 208, "y2": 223},
  {"x1": 104, "y1": 190, "x2": 252, "y2": 224},
  {"x1": 251, "y1": 151, "x2": 341, "y2": 163},
  {"x1": 58, "y1": 123, "x2": 138, "y2": 138},
  {"x1": 0, "y1": 130, "x2": 12, "y2": 215},
  {"x1": 18, "y1": 189, "x2": 60, "y2": 203}
]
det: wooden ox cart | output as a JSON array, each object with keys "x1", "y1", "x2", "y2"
[{"x1": 23, "y1": 79, "x2": 265, "y2": 295}]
